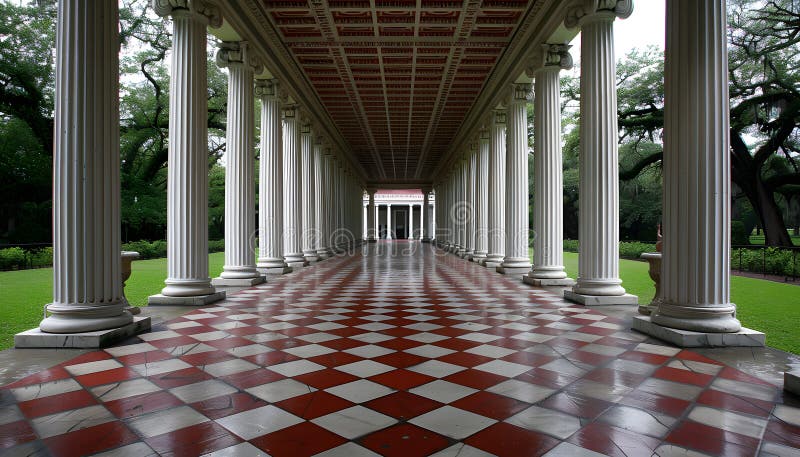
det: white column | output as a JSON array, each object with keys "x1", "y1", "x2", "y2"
[
  {"x1": 282, "y1": 105, "x2": 307, "y2": 267},
  {"x1": 421, "y1": 191, "x2": 429, "y2": 241},
  {"x1": 256, "y1": 79, "x2": 291, "y2": 274},
  {"x1": 647, "y1": 0, "x2": 741, "y2": 333},
  {"x1": 375, "y1": 202, "x2": 380, "y2": 240},
  {"x1": 36, "y1": 0, "x2": 134, "y2": 335},
  {"x1": 456, "y1": 158, "x2": 467, "y2": 256},
  {"x1": 313, "y1": 139, "x2": 327, "y2": 259},
  {"x1": 318, "y1": 152, "x2": 334, "y2": 258},
  {"x1": 300, "y1": 121, "x2": 319, "y2": 262},
  {"x1": 565, "y1": 1, "x2": 638, "y2": 304},
  {"x1": 473, "y1": 129, "x2": 490, "y2": 262},
  {"x1": 152, "y1": 1, "x2": 222, "y2": 303},
  {"x1": 387, "y1": 203, "x2": 393, "y2": 240},
  {"x1": 525, "y1": 45, "x2": 575, "y2": 287},
  {"x1": 465, "y1": 146, "x2": 477, "y2": 258},
  {"x1": 499, "y1": 84, "x2": 533, "y2": 276},
  {"x1": 485, "y1": 109, "x2": 507, "y2": 267},
  {"x1": 367, "y1": 190, "x2": 377, "y2": 241},
  {"x1": 214, "y1": 42, "x2": 263, "y2": 286},
  {"x1": 409, "y1": 204, "x2": 414, "y2": 239}
]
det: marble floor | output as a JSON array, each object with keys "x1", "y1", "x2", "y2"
[{"x1": 1, "y1": 242, "x2": 799, "y2": 457}]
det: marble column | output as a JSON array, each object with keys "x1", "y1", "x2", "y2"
[
  {"x1": 150, "y1": 0, "x2": 224, "y2": 305},
  {"x1": 499, "y1": 84, "x2": 533, "y2": 276},
  {"x1": 300, "y1": 121, "x2": 319, "y2": 263},
  {"x1": 385, "y1": 203, "x2": 392, "y2": 240},
  {"x1": 313, "y1": 139, "x2": 328, "y2": 259},
  {"x1": 421, "y1": 190, "x2": 430, "y2": 241},
  {"x1": 564, "y1": 1, "x2": 638, "y2": 305},
  {"x1": 366, "y1": 190, "x2": 376, "y2": 242},
  {"x1": 638, "y1": 0, "x2": 748, "y2": 339},
  {"x1": 473, "y1": 129, "x2": 490, "y2": 262},
  {"x1": 282, "y1": 105, "x2": 307, "y2": 268},
  {"x1": 33, "y1": 0, "x2": 136, "y2": 337},
  {"x1": 408, "y1": 204, "x2": 414, "y2": 239},
  {"x1": 213, "y1": 41, "x2": 264, "y2": 286},
  {"x1": 318, "y1": 152, "x2": 334, "y2": 258},
  {"x1": 256, "y1": 79, "x2": 291, "y2": 275},
  {"x1": 484, "y1": 109, "x2": 507, "y2": 268},
  {"x1": 465, "y1": 146, "x2": 477, "y2": 259},
  {"x1": 525, "y1": 45, "x2": 576, "y2": 287},
  {"x1": 456, "y1": 158, "x2": 467, "y2": 257}
]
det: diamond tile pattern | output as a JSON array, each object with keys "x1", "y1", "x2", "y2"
[{"x1": 0, "y1": 244, "x2": 796, "y2": 456}]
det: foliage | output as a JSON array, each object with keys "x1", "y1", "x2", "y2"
[
  {"x1": 731, "y1": 247, "x2": 800, "y2": 277},
  {"x1": 731, "y1": 221, "x2": 750, "y2": 245}
]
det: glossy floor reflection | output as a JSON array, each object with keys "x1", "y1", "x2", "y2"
[{"x1": 1, "y1": 242, "x2": 799, "y2": 456}]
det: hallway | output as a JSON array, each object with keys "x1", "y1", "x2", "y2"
[{"x1": 1, "y1": 244, "x2": 798, "y2": 456}]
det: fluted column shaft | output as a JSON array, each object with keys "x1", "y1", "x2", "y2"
[
  {"x1": 486, "y1": 110, "x2": 507, "y2": 266},
  {"x1": 282, "y1": 106, "x2": 305, "y2": 265},
  {"x1": 466, "y1": 149, "x2": 477, "y2": 256},
  {"x1": 368, "y1": 191, "x2": 377, "y2": 241},
  {"x1": 314, "y1": 142, "x2": 328, "y2": 256},
  {"x1": 159, "y1": 5, "x2": 218, "y2": 298},
  {"x1": 456, "y1": 159, "x2": 466, "y2": 254},
  {"x1": 318, "y1": 153, "x2": 334, "y2": 257},
  {"x1": 409, "y1": 204, "x2": 414, "y2": 239},
  {"x1": 572, "y1": 10, "x2": 627, "y2": 296},
  {"x1": 256, "y1": 80, "x2": 289, "y2": 271},
  {"x1": 530, "y1": 50, "x2": 570, "y2": 280},
  {"x1": 501, "y1": 84, "x2": 532, "y2": 271},
  {"x1": 652, "y1": 0, "x2": 741, "y2": 332},
  {"x1": 300, "y1": 124, "x2": 318, "y2": 261},
  {"x1": 474, "y1": 132, "x2": 490, "y2": 260},
  {"x1": 421, "y1": 191, "x2": 429, "y2": 240},
  {"x1": 40, "y1": 0, "x2": 132, "y2": 333},
  {"x1": 218, "y1": 42, "x2": 259, "y2": 280}
]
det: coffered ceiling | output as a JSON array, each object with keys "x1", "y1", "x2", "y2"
[{"x1": 222, "y1": 0, "x2": 570, "y2": 185}]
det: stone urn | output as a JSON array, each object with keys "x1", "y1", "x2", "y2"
[
  {"x1": 121, "y1": 251, "x2": 141, "y2": 315},
  {"x1": 639, "y1": 252, "x2": 662, "y2": 315}
]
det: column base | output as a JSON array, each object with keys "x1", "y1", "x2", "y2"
[
  {"x1": 483, "y1": 260, "x2": 502, "y2": 269},
  {"x1": 15, "y1": 316, "x2": 151, "y2": 348},
  {"x1": 563, "y1": 290, "x2": 639, "y2": 306},
  {"x1": 785, "y1": 370, "x2": 800, "y2": 395},
  {"x1": 148, "y1": 291, "x2": 226, "y2": 306},
  {"x1": 471, "y1": 255, "x2": 486, "y2": 263},
  {"x1": 287, "y1": 260, "x2": 310, "y2": 269},
  {"x1": 496, "y1": 266, "x2": 531, "y2": 277},
  {"x1": 421, "y1": 238, "x2": 431, "y2": 243},
  {"x1": 212, "y1": 276, "x2": 266, "y2": 287},
  {"x1": 259, "y1": 266, "x2": 294, "y2": 275},
  {"x1": 523, "y1": 276, "x2": 576, "y2": 287},
  {"x1": 368, "y1": 239, "x2": 378, "y2": 243},
  {"x1": 632, "y1": 316, "x2": 765, "y2": 348}
]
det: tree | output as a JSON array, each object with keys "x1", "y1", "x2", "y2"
[{"x1": 604, "y1": 1, "x2": 800, "y2": 247}]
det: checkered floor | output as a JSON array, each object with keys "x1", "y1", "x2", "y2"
[{"x1": 2, "y1": 243, "x2": 799, "y2": 456}]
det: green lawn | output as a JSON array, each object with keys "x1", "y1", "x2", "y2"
[
  {"x1": 0, "y1": 251, "x2": 798, "y2": 354},
  {"x1": 0, "y1": 252, "x2": 225, "y2": 351},
  {"x1": 562, "y1": 252, "x2": 800, "y2": 354},
  {"x1": 748, "y1": 234, "x2": 800, "y2": 245}
]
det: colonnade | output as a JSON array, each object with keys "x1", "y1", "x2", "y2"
[
  {"x1": 29, "y1": 0, "x2": 364, "y2": 340},
  {"x1": 434, "y1": 0, "x2": 745, "y2": 339},
  {"x1": 364, "y1": 196, "x2": 433, "y2": 241}
]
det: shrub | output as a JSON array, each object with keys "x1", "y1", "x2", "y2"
[
  {"x1": 0, "y1": 247, "x2": 26, "y2": 270},
  {"x1": 731, "y1": 221, "x2": 750, "y2": 246},
  {"x1": 208, "y1": 239, "x2": 225, "y2": 253},
  {"x1": 563, "y1": 239, "x2": 579, "y2": 252}
]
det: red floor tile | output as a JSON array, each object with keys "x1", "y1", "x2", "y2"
[
  {"x1": 361, "y1": 423, "x2": 450, "y2": 457},
  {"x1": 191, "y1": 392, "x2": 268, "y2": 420},
  {"x1": 18, "y1": 388, "x2": 97, "y2": 419},
  {"x1": 584, "y1": 367, "x2": 649, "y2": 389},
  {"x1": 43, "y1": 420, "x2": 138, "y2": 457},
  {"x1": 619, "y1": 389, "x2": 691, "y2": 418},
  {"x1": 114, "y1": 349, "x2": 173, "y2": 366},
  {"x1": 365, "y1": 391, "x2": 444, "y2": 421},
  {"x1": 105, "y1": 390, "x2": 184, "y2": 418},
  {"x1": 653, "y1": 366, "x2": 714, "y2": 387},
  {"x1": 451, "y1": 391, "x2": 530, "y2": 420},
  {"x1": 539, "y1": 391, "x2": 614, "y2": 419},
  {"x1": 220, "y1": 368, "x2": 286, "y2": 389},
  {"x1": 763, "y1": 420, "x2": 800, "y2": 449},
  {"x1": 517, "y1": 367, "x2": 579, "y2": 390},
  {"x1": 4, "y1": 366, "x2": 71, "y2": 389},
  {"x1": 718, "y1": 366, "x2": 778, "y2": 387},
  {"x1": 307, "y1": 351, "x2": 364, "y2": 368},
  {"x1": 277, "y1": 391, "x2": 356, "y2": 420},
  {"x1": 568, "y1": 422, "x2": 662, "y2": 457},
  {"x1": 443, "y1": 369, "x2": 506, "y2": 390},
  {"x1": 0, "y1": 420, "x2": 37, "y2": 450},
  {"x1": 666, "y1": 420, "x2": 760, "y2": 457},
  {"x1": 74, "y1": 367, "x2": 140, "y2": 388},
  {"x1": 619, "y1": 351, "x2": 671, "y2": 365},
  {"x1": 295, "y1": 368, "x2": 359, "y2": 389},
  {"x1": 373, "y1": 351, "x2": 428, "y2": 369},
  {"x1": 697, "y1": 389, "x2": 774, "y2": 418},
  {"x1": 148, "y1": 366, "x2": 214, "y2": 389},
  {"x1": 466, "y1": 422, "x2": 559, "y2": 457},
  {"x1": 369, "y1": 369, "x2": 436, "y2": 390},
  {"x1": 252, "y1": 421, "x2": 347, "y2": 457}
]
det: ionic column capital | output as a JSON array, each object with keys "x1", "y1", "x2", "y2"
[
  {"x1": 282, "y1": 104, "x2": 298, "y2": 119},
  {"x1": 300, "y1": 122, "x2": 312, "y2": 134},
  {"x1": 511, "y1": 83, "x2": 531, "y2": 104},
  {"x1": 529, "y1": 44, "x2": 574, "y2": 76},
  {"x1": 254, "y1": 78, "x2": 278, "y2": 99},
  {"x1": 216, "y1": 41, "x2": 263, "y2": 73},
  {"x1": 565, "y1": 0, "x2": 633, "y2": 28},
  {"x1": 151, "y1": 0, "x2": 222, "y2": 27},
  {"x1": 492, "y1": 109, "x2": 507, "y2": 125}
]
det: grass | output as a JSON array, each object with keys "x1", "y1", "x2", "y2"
[
  {"x1": 562, "y1": 252, "x2": 800, "y2": 354},
  {"x1": 0, "y1": 252, "x2": 224, "y2": 351},
  {"x1": 0, "y1": 251, "x2": 798, "y2": 354},
  {"x1": 748, "y1": 234, "x2": 800, "y2": 245}
]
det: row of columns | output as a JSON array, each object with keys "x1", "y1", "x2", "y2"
[
  {"x1": 34, "y1": 0, "x2": 365, "y2": 337},
  {"x1": 434, "y1": 0, "x2": 742, "y2": 335},
  {"x1": 364, "y1": 201, "x2": 433, "y2": 241}
]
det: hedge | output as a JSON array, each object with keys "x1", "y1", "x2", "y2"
[
  {"x1": 0, "y1": 240, "x2": 225, "y2": 271},
  {"x1": 564, "y1": 240, "x2": 799, "y2": 278}
]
